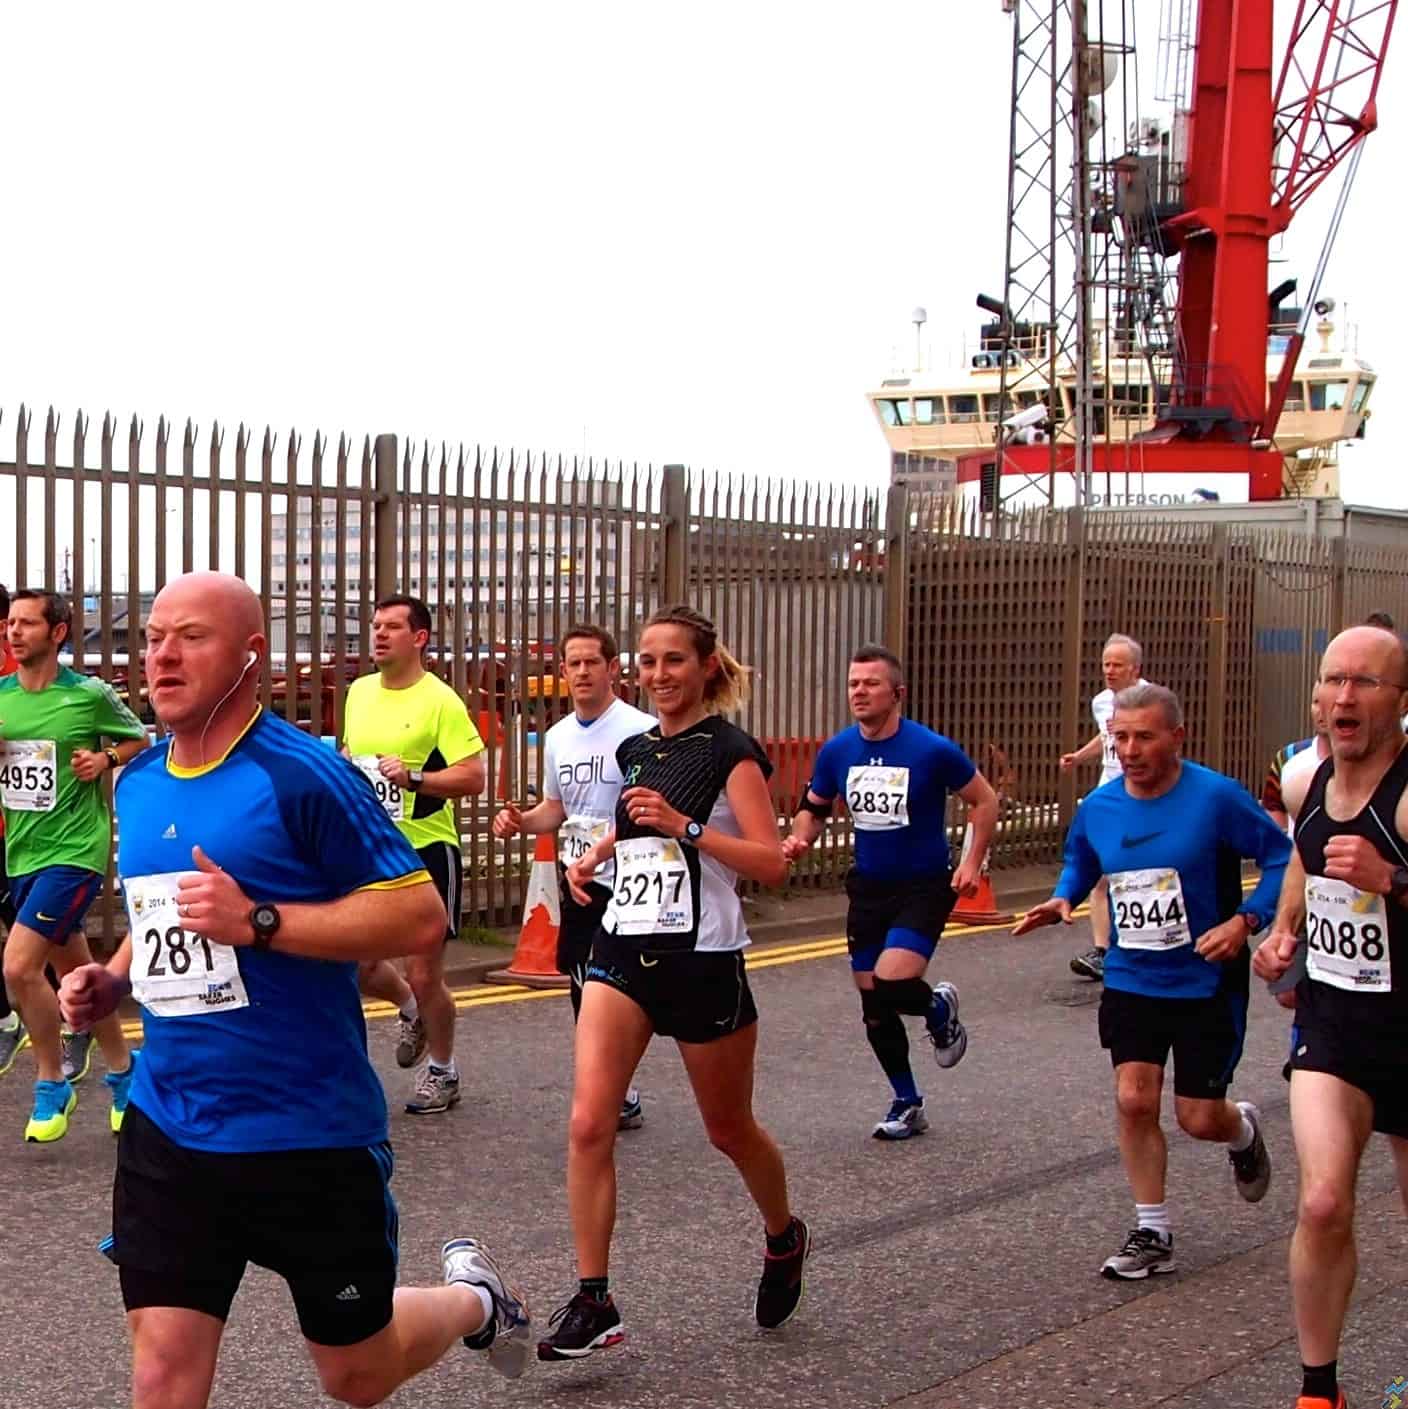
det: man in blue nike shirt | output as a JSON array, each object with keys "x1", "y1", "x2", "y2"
[{"x1": 1015, "y1": 682, "x2": 1290, "y2": 1279}]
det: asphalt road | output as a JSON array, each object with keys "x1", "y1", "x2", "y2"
[{"x1": 3, "y1": 914, "x2": 1406, "y2": 1409}]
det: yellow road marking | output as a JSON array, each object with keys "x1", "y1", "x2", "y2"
[{"x1": 117, "y1": 880, "x2": 1257, "y2": 1041}]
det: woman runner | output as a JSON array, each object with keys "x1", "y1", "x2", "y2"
[{"x1": 538, "y1": 604, "x2": 809, "y2": 1360}]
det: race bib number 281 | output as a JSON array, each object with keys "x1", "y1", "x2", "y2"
[{"x1": 124, "y1": 872, "x2": 250, "y2": 1018}]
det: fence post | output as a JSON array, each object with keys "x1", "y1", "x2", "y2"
[
  {"x1": 1058, "y1": 507, "x2": 1086, "y2": 832},
  {"x1": 883, "y1": 480, "x2": 910, "y2": 657},
  {"x1": 1329, "y1": 535, "x2": 1347, "y2": 635},
  {"x1": 373, "y1": 434, "x2": 399, "y2": 602},
  {"x1": 662, "y1": 463, "x2": 689, "y2": 604},
  {"x1": 1206, "y1": 523, "x2": 1229, "y2": 773}
]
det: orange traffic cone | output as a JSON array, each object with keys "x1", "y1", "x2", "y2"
[
  {"x1": 950, "y1": 824, "x2": 1014, "y2": 925},
  {"x1": 486, "y1": 832, "x2": 571, "y2": 989}
]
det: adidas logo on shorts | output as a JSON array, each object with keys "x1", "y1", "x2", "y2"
[{"x1": 336, "y1": 1285, "x2": 361, "y2": 1302}]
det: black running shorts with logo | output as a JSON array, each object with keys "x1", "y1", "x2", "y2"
[
  {"x1": 417, "y1": 840, "x2": 463, "y2": 944},
  {"x1": 584, "y1": 925, "x2": 758, "y2": 1044},
  {"x1": 1288, "y1": 1016, "x2": 1408, "y2": 1138},
  {"x1": 844, "y1": 867, "x2": 958, "y2": 971},
  {"x1": 109, "y1": 1105, "x2": 398, "y2": 1347},
  {"x1": 557, "y1": 879, "x2": 612, "y2": 981},
  {"x1": 1098, "y1": 985, "x2": 1248, "y2": 1099}
]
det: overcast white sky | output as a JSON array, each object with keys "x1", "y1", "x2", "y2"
[{"x1": 1, "y1": 0, "x2": 1401, "y2": 562}]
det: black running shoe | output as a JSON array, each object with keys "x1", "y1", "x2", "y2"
[
  {"x1": 1229, "y1": 1100, "x2": 1272, "y2": 1202},
  {"x1": 537, "y1": 1292, "x2": 624, "y2": 1361},
  {"x1": 755, "y1": 1217, "x2": 811, "y2": 1330},
  {"x1": 1070, "y1": 947, "x2": 1105, "y2": 981}
]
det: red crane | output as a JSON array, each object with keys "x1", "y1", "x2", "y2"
[
  {"x1": 991, "y1": 0, "x2": 1395, "y2": 503},
  {"x1": 1164, "y1": 0, "x2": 1396, "y2": 498}
]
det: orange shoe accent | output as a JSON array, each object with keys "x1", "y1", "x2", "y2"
[
  {"x1": 1294, "y1": 1393, "x2": 1346, "y2": 1409},
  {"x1": 486, "y1": 832, "x2": 570, "y2": 990}
]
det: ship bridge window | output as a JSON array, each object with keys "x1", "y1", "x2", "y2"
[
  {"x1": 1351, "y1": 379, "x2": 1373, "y2": 413},
  {"x1": 949, "y1": 394, "x2": 979, "y2": 423},
  {"x1": 982, "y1": 394, "x2": 1004, "y2": 422},
  {"x1": 1016, "y1": 389, "x2": 1043, "y2": 409},
  {"x1": 877, "y1": 398, "x2": 909, "y2": 427},
  {"x1": 914, "y1": 397, "x2": 943, "y2": 425},
  {"x1": 1272, "y1": 381, "x2": 1309, "y2": 413},
  {"x1": 1309, "y1": 380, "x2": 1349, "y2": 412}
]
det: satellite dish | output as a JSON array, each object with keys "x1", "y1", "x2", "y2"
[
  {"x1": 1079, "y1": 46, "x2": 1119, "y2": 96},
  {"x1": 912, "y1": 306, "x2": 928, "y2": 326}
]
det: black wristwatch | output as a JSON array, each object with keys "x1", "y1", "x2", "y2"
[
  {"x1": 249, "y1": 902, "x2": 281, "y2": 951},
  {"x1": 407, "y1": 770, "x2": 425, "y2": 791},
  {"x1": 1391, "y1": 867, "x2": 1408, "y2": 902},
  {"x1": 681, "y1": 820, "x2": 705, "y2": 846}
]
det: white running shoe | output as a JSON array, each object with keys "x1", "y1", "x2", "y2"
[{"x1": 443, "y1": 1237, "x2": 531, "y2": 1379}]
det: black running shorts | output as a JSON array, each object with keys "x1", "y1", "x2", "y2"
[
  {"x1": 1288, "y1": 1020, "x2": 1408, "y2": 1139},
  {"x1": 844, "y1": 868, "x2": 958, "y2": 969},
  {"x1": 1098, "y1": 985, "x2": 1248, "y2": 1100},
  {"x1": 584, "y1": 925, "x2": 758, "y2": 1044},
  {"x1": 109, "y1": 1105, "x2": 399, "y2": 1347},
  {"x1": 417, "y1": 841, "x2": 463, "y2": 944},
  {"x1": 557, "y1": 880, "x2": 612, "y2": 981}
]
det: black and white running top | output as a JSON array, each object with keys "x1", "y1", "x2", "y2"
[
  {"x1": 601, "y1": 715, "x2": 773, "y2": 954},
  {"x1": 1294, "y1": 743, "x2": 1408, "y2": 1037}
]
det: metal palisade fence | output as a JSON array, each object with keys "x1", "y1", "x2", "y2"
[{"x1": 2, "y1": 404, "x2": 1407, "y2": 942}]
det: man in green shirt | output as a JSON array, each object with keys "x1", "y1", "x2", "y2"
[
  {"x1": 0, "y1": 589, "x2": 148, "y2": 1141},
  {"x1": 343, "y1": 594, "x2": 486, "y2": 1114}
]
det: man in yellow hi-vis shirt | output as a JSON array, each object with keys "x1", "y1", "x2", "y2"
[{"x1": 344, "y1": 594, "x2": 486, "y2": 1114}]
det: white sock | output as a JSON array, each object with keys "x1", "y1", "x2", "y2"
[
  {"x1": 1135, "y1": 1202, "x2": 1170, "y2": 1240},
  {"x1": 0, "y1": 1012, "x2": 18, "y2": 1034},
  {"x1": 430, "y1": 1058, "x2": 457, "y2": 1078},
  {"x1": 466, "y1": 1283, "x2": 494, "y2": 1332},
  {"x1": 399, "y1": 997, "x2": 419, "y2": 1021},
  {"x1": 624, "y1": 1086, "x2": 640, "y2": 1106},
  {"x1": 1229, "y1": 1110, "x2": 1256, "y2": 1152}
]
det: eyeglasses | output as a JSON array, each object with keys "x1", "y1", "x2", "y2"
[{"x1": 1317, "y1": 672, "x2": 1408, "y2": 692}]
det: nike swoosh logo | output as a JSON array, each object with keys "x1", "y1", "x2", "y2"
[
  {"x1": 1120, "y1": 831, "x2": 1164, "y2": 848},
  {"x1": 639, "y1": 955, "x2": 659, "y2": 968},
  {"x1": 36, "y1": 912, "x2": 58, "y2": 922}
]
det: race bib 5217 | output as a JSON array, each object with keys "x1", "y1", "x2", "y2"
[{"x1": 611, "y1": 837, "x2": 692, "y2": 936}]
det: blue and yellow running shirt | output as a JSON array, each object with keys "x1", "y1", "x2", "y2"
[
  {"x1": 1054, "y1": 761, "x2": 1291, "y2": 999},
  {"x1": 115, "y1": 710, "x2": 428, "y2": 1154},
  {"x1": 808, "y1": 719, "x2": 976, "y2": 880}
]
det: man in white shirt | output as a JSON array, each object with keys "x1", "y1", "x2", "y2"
[
  {"x1": 493, "y1": 625, "x2": 655, "y2": 1129},
  {"x1": 1059, "y1": 633, "x2": 1145, "y2": 981}
]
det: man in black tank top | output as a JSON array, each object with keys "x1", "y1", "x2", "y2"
[{"x1": 1254, "y1": 625, "x2": 1408, "y2": 1409}]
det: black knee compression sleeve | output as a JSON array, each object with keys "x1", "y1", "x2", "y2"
[
  {"x1": 871, "y1": 975, "x2": 935, "y2": 1017},
  {"x1": 861, "y1": 989, "x2": 910, "y2": 1078}
]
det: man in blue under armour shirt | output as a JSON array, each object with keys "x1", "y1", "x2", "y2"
[
  {"x1": 1015, "y1": 682, "x2": 1290, "y2": 1280},
  {"x1": 57, "y1": 572, "x2": 530, "y2": 1408},
  {"x1": 784, "y1": 645, "x2": 998, "y2": 1141}
]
